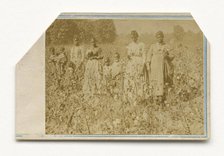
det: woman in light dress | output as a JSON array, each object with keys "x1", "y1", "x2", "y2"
[
  {"x1": 70, "y1": 37, "x2": 85, "y2": 71},
  {"x1": 83, "y1": 38, "x2": 103, "y2": 98},
  {"x1": 124, "y1": 30, "x2": 146, "y2": 103},
  {"x1": 147, "y1": 31, "x2": 174, "y2": 103}
]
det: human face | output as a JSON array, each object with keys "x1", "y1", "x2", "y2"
[
  {"x1": 60, "y1": 48, "x2": 65, "y2": 53},
  {"x1": 74, "y1": 39, "x2": 79, "y2": 46},
  {"x1": 68, "y1": 67, "x2": 73, "y2": 74},
  {"x1": 131, "y1": 34, "x2": 138, "y2": 43},
  {"x1": 105, "y1": 61, "x2": 110, "y2": 66},
  {"x1": 50, "y1": 48, "x2": 55, "y2": 54},
  {"x1": 91, "y1": 39, "x2": 97, "y2": 47},
  {"x1": 156, "y1": 35, "x2": 164, "y2": 44},
  {"x1": 114, "y1": 54, "x2": 120, "y2": 62}
]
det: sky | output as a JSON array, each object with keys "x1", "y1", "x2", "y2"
[{"x1": 114, "y1": 19, "x2": 201, "y2": 35}]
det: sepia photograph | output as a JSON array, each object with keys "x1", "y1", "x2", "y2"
[
  {"x1": 44, "y1": 14, "x2": 209, "y2": 139},
  {"x1": 4, "y1": 0, "x2": 224, "y2": 154}
]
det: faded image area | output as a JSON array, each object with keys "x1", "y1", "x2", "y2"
[{"x1": 45, "y1": 19, "x2": 204, "y2": 135}]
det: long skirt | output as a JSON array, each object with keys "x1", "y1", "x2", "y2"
[
  {"x1": 150, "y1": 53, "x2": 164, "y2": 96},
  {"x1": 123, "y1": 58, "x2": 144, "y2": 103},
  {"x1": 83, "y1": 59, "x2": 102, "y2": 97}
]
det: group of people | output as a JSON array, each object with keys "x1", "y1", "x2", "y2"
[{"x1": 48, "y1": 30, "x2": 174, "y2": 104}]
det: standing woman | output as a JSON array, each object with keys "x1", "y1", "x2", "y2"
[
  {"x1": 124, "y1": 30, "x2": 146, "y2": 102},
  {"x1": 83, "y1": 37, "x2": 103, "y2": 98},
  {"x1": 147, "y1": 31, "x2": 174, "y2": 103}
]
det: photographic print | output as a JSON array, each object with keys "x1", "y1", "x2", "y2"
[{"x1": 16, "y1": 13, "x2": 209, "y2": 140}]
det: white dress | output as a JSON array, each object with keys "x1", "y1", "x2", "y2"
[
  {"x1": 70, "y1": 45, "x2": 85, "y2": 68},
  {"x1": 126, "y1": 42, "x2": 146, "y2": 76},
  {"x1": 124, "y1": 42, "x2": 146, "y2": 100}
]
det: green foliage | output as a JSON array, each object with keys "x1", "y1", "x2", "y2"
[{"x1": 94, "y1": 20, "x2": 117, "y2": 43}]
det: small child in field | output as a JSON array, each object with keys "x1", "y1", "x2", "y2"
[
  {"x1": 61, "y1": 66, "x2": 77, "y2": 95},
  {"x1": 56, "y1": 47, "x2": 67, "y2": 78},
  {"x1": 123, "y1": 55, "x2": 136, "y2": 103},
  {"x1": 102, "y1": 57, "x2": 112, "y2": 94},
  {"x1": 48, "y1": 47, "x2": 57, "y2": 78},
  {"x1": 111, "y1": 53, "x2": 123, "y2": 99},
  {"x1": 111, "y1": 53, "x2": 122, "y2": 79}
]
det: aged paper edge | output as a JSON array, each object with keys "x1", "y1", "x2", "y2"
[{"x1": 16, "y1": 13, "x2": 210, "y2": 140}]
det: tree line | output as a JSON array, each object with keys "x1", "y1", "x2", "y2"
[{"x1": 46, "y1": 19, "x2": 117, "y2": 45}]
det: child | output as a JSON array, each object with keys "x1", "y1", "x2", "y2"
[
  {"x1": 123, "y1": 55, "x2": 136, "y2": 104},
  {"x1": 48, "y1": 47, "x2": 57, "y2": 78},
  {"x1": 102, "y1": 57, "x2": 112, "y2": 95},
  {"x1": 111, "y1": 53, "x2": 123, "y2": 99},
  {"x1": 61, "y1": 66, "x2": 76, "y2": 95},
  {"x1": 56, "y1": 47, "x2": 67, "y2": 78}
]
